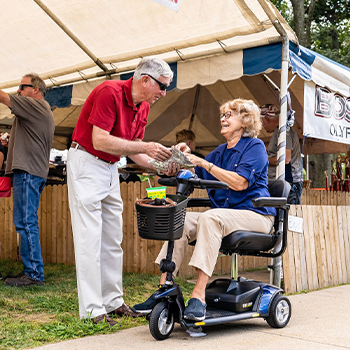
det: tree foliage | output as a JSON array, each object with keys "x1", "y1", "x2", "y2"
[
  {"x1": 270, "y1": 0, "x2": 350, "y2": 67},
  {"x1": 312, "y1": 0, "x2": 350, "y2": 65}
]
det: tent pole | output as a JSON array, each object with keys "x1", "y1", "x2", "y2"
[
  {"x1": 189, "y1": 85, "x2": 200, "y2": 130},
  {"x1": 270, "y1": 32, "x2": 289, "y2": 288},
  {"x1": 258, "y1": 2, "x2": 290, "y2": 287},
  {"x1": 257, "y1": 0, "x2": 291, "y2": 180},
  {"x1": 276, "y1": 38, "x2": 288, "y2": 181}
]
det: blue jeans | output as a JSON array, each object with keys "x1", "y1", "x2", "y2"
[
  {"x1": 287, "y1": 181, "x2": 303, "y2": 205},
  {"x1": 12, "y1": 171, "x2": 46, "y2": 281}
]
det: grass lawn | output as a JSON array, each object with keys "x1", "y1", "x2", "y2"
[{"x1": 0, "y1": 260, "x2": 194, "y2": 350}]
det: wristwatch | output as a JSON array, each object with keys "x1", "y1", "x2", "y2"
[{"x1": 208, "y1": 162, "x2": 214, "y2": 173}]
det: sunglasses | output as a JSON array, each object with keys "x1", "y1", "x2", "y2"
[
  {"x1": 220, "y1": 111, "x2": 232, "y2": 120},
  {"x1": 141, "y1": 73, "x2": 168, "y2": 91},
  {"x1": 19, "y1": 84, "x2": 34, "y2": 90}
]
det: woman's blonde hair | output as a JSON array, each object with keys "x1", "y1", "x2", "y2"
[{"x1": 219, "y1": 98, "x2": 262, "y2": 138}]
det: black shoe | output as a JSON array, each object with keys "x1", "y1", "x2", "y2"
[
  {"x1": 184, "y1": 298, "x2": 206, "y2": 321},
  {"x1": 108, "y1": 303, "x2": 143, "y2": 318},
  {"x1": 91, "y1": 314, "x2": 118, "y2": 327},
  {"x1": 4, "y1": 271, "x2": 25, "y2": 280},
  {"x1": 132, "y1": 292, "x2": 158, "y2": 314},
  {"x1": 4, "y1": 274, "x2": 44, "y2": 287}
]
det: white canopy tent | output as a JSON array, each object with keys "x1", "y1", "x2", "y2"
[
  {"x1": 0, "y1": 0, "x2": 296, "y2": 90},
  {"x1": 1, "y1": 0, "x2": 350, "y2": 162}
]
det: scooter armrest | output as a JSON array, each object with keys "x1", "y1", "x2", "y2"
[
  {"x1": 187, "y1": 198, "x2": 211, "y2": 208},
  {"x1": 252, "y1": 196, "x2": 287, "y2": 208}
]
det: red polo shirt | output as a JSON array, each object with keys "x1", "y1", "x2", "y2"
[{"x1": 72, "y1": 78, "x2": 150, "y2": 162}]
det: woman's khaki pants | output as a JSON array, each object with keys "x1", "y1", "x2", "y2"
[{"x1": 155, "y1": 209, "x2": 274, "y2": 277}]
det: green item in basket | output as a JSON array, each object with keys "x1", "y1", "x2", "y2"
[{"x1": 146, "y1": 186, "x2": 166, "y2": 199}]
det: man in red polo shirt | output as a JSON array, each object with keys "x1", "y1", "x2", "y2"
[{"x1": 67, "y1": 58, "x2": 174, "y2": 326}]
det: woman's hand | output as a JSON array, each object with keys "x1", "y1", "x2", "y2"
[
  {"x1": 185, "y1": 152, "x2": 248, "y2": 191},
  {"x1": 184, "y1": 152, "x2": 206, "y2": 168}
]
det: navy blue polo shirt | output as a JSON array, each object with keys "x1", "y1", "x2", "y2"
[{"x1": 196, "y1": 137, "x2": 276, "y2": 216}]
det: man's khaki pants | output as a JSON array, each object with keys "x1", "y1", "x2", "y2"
[{"x1": 67, "y1": 147, "x2": 124, "y2": 319}]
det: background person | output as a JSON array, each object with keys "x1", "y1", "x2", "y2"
[
  {"x1": 175, "y1": 129, "x2": 205, "y2": 158},
  {"x1": 260, "y1": 104, "x2": 303, "y2": 204},
  {"x1": 67, "y1": 57, "x2": 177, "y2": 326},
  {"x1": 133, "y1": 98, "x2": 275, "y2": 321},
  {"x1": 0, "y1": 73, "x2": 55, "y2": 287},
  {"x1": 0, "y1": 142, "x2": 5, "y2": 171},
  {"x1": 0, "y1": 141, "x2": 5, "y2": 280}
]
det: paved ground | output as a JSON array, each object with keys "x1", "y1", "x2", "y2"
[{"x1": 32, "y1": 274, "x2": 350, "y2": 350}]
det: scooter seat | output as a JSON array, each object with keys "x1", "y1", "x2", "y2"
[
  {"x1": 188, "y1": 231, "x2": 276, "y2": 254},
  {"x1": 219, "y1": 230, "x2": 276, "y2": 254},
  {"x1": 188, "y1": 179, "x2": 290, "y2": 256}
]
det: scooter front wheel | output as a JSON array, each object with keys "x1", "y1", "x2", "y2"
[
  {"x1": 266, "y1": 294, "x2": 291, "y2": 328},
  {"x1": 149, "y1": 301, "x2": 175, "y2": 340}
]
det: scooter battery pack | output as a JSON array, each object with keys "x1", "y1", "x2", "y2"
[{"x1": 205, "y1": 279, "x2": 261, "y2": 313}]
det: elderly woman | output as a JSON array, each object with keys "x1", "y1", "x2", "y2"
[{"x1": 134, "y1": 98, "x2": 276, "y2": 321}]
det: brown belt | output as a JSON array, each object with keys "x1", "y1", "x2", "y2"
[{"x1": 70, "y1": 142, "x2": 115, "y2": 165}]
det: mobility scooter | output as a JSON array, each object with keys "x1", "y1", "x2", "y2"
[{"x1": 135, "y1": 171, "x2": 291, "y2": 340}]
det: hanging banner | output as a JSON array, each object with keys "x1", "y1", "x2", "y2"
[
  {"x1": 149, "y1": 0, "x2": 181, "y2": 12},
  {"x1": 303, "y1": 81, "x2": 350, "y2": 145}
]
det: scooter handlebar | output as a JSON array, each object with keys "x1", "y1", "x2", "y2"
[
  {"x1": 158, "y1": 177, "x2": 178, "y2": 187},
  {"x1": 158, "y1": 177, "x2": 228, "y2": 190}
]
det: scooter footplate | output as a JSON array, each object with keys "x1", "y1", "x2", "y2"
[
  {"x1": 205, "y1": 307, "x2": 236, "y2": 319},
  {"x1": 183, "y1": 308, "x2": 261, "y2": 328}
]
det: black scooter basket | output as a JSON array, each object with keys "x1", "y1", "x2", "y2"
[{"x1": 136, "y1": 194, "x2": 188, "y2": 241}]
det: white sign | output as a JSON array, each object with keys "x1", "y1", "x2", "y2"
[
  {"x1": 288, "y1": 215, "x2": 303, "y2": 234},
  {"x1": 150, "y1": 0, "x2": 181, "y2": 12},
  {"x1": 303, "y1": 81, "x2": 350, "y2": 145}
]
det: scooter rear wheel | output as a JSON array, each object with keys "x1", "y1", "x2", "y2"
[
  {"x1": 149, "y1": 301, "x2": 175, "y2": 340},
  {"x1": 266, "y1": 294, "x2": 291, "y2": 328}
]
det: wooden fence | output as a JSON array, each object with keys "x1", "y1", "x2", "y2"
[
  {"x1": 0, "y1": 185, "x2": 74, "y2": 264},
  {"x1": 282, "y1": 204, "x2": 350, "y2": 294},
  {"x1": 1, "y1": 184, "x2": 350, "y2": 292},
  {"x1": 281, "y1": 189, "x2": 350, "y2": 294},
  {"x1": 301, "y1": 188, "x2": 350, "y2": 205},
  {"x1": 0, "y1": 182, "x2": 267, "y2": 278}
]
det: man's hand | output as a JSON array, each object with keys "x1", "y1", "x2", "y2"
[
  {"x1": 0, "y1": 91, "x2": 12, "y2": 108},
  {"x1": 145, "y1": 142, "x2": 172, "y2": 161},
  {"x1": 175, "y1": 142, "x2": 191, "y2": 153},
  {"x1": 163, "y1": 162, "x2": 181, "y2": 176},
  {"x1": 0, "y1": 132, "x2": 9, "y2": 147}
]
